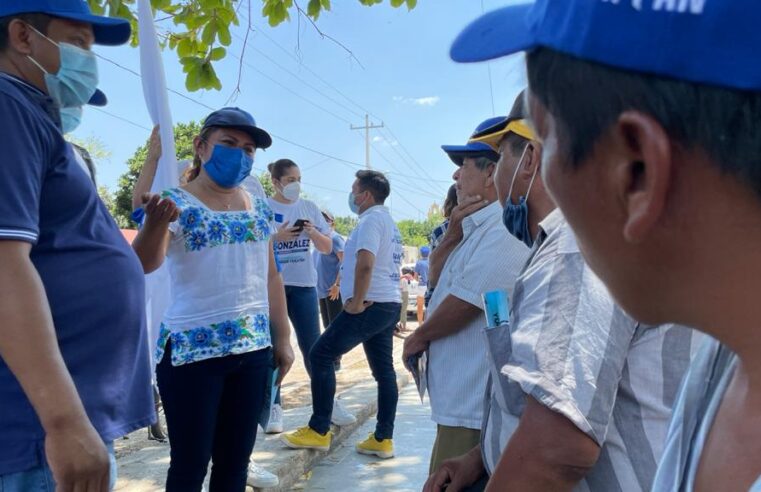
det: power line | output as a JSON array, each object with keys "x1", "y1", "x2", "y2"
[
  {"x1": 481, "y1": 0, "x2": 496, "y2": 116},
  {"x1": 228, "y1": 49, "x2": 354, "y2": 125},
  {"x1": 95, "y1": 29, "x2": 448, "y2": 208},
  {"x1": 239, "y1": 14, "x2": 445, "y2": 188},
  {"x1": 231, "y1": 30, "x2": 365, "y2": 120},
  {"x1": 92, "y1": 107, "x2": 152, "y2": 131}
]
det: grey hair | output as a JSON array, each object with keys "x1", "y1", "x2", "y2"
[{"x1": 473, "y1": 156, "x2": 497, "y2": 171}]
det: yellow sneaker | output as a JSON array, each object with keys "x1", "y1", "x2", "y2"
[
  {"x1": 356, "y1": 433, "x2": 394, "y2": 459},
  {"x1": 280, "y1": 426, "x2": 331, "y2": 452}
]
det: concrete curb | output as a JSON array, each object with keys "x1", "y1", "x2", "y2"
[{"x1": 257, "y1": 372, "x2": 411, "y2": 492}]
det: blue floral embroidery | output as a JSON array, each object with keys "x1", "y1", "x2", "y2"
[
  {"x1": 207, "y1": 220, "x2": 226, "y2": 242},
  {"x1": 156, "y1": 313, "x2": 271, "y2": 366},
  {"x1": 188, "y1": 327, "x2": 214, "y2": 349},
  {"x1": 179, "y1": 208, "x2": 203, "y2": 230},
  {"x1": 229, "y1": 221, "x2": 248, "y2": 243},
  {"x1": 188, "y1": 231, "x2": 208, "y2": 251},
  {"x1": 161, "y1": 188, "x2": 273, "y2": 252},
  {"x1": 216, "y1": 320, "x2": 242, "y2": 344}
]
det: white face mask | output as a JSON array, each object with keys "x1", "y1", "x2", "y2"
[{"x1": 280, "y1": 181, "x2": 301, "y2": 202}]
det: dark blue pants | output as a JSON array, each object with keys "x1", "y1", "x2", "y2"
[
  {"x1": 308, "y1": 302, "x2": 401, "y2": 439},
  {"x1": 275, "y1": 285, "x2": 321, "y2": 404},
  {"x1": 156, "y1": 345, "x2": 271, "y2": 492}
]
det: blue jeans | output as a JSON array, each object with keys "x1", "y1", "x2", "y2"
[
  {"x1": 275, "y1": 286, "x2": 321, "y2": 404},
  {"x1": 0, "y1": 443, "x2": 116, "y2": 492},
  {"x1": 157, "y1": 345, "x2": 271, "y2": 492},
  {"x1": 308, "y1": 302, "x2": 401, "y2": 439}
]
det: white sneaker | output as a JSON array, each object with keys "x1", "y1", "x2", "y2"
[
  {"x1": 331, "y1": 399, "x2": 357, "y2": 426},
  {"x1": 265, "y1": 404, "x2": 284, "y2": 434},
  {"x1": 247, "y1": 462, "x2": 279, "y2": 488}
]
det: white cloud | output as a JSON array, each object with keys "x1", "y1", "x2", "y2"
[
  {"x1": 371, "y1": 135, "x2": 400, "y2": 147},
  {"x1": 411, "y1": 96, "x2": 440, "y2": 106},
  {"x1": 393, "y1": 95, "x2": 440, "y2": 107}
]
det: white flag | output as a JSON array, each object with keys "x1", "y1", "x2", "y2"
[{"x1": 138, "y1": 0, "x2": 178, "y2": 364}]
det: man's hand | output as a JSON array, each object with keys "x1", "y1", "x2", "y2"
[
  {"x1": 328, "y1": 284, "x2": 340, "y2": 301},
  {"x1": 424, "y1": 449, "x2": 486, "y2": 492},
  {"x1": 446, "y1": 195, "x2": 490, "y2": 241},
  {"x1": 45, "y1": 416, "x2": 111, "y2": 492},
  {"x1": 274, "y1": 222, "x2": 301, "y2": 242},
  {"x1": 141, "y1": 193, "x2": 179, "y2": 229},
  {"x1": 273, "y1": 341, "x2": 295, "y2": 386},
  {"x1": 402, "y1": 331, "x2": 429, "y2": 370},
  {"x1": 344, "y1": 297, "x2": 372, "y2": 315}
]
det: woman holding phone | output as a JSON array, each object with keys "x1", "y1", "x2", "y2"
[{"x1": 266, "y1": 159, "x2": 356, "y2": 432}]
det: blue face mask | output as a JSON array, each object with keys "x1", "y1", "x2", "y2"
[
  {"x1": 348, "y1": 190, "x2": 366, "y2": 215},
  {"x1": 60, "y1": 106, "x2": 82, "y2": 134},
  {"x1": 503, "y1": 145, "x2": 538, "y2": 248},
  {"x1": 27, "y1": 27, "x2": 99, "y2": 109},
  {"x1": 203, "y1": 144, "x2": 254, "y2": 188}
]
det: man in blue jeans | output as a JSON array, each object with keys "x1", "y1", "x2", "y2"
[
  {"x1": 282, "y1": 170, "x2": 403, "y2": 459},
  {"x1": 0, "y1": 2, "x2": 154, "y2": 491}
]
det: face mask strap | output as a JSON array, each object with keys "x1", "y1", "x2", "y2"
[
  {"x1": 524, "y1": 152, "x2": 540, "y2": 202},
  {"x1": 507, "y1": 143, "x2": 531, "y2": 202},
  {"x1": 25, "y1": 25, "x2": 58, "y2": 75}
]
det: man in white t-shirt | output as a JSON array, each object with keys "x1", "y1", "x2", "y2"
[
  {"x1": 282, "y1": 170, "x2": 403, "y2": 459},
  {"x1": 403, "y1": 118, "x2": 531, "y2": 474}
]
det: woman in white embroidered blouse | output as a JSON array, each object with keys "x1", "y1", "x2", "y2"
[{"x1": 132, "y1": 108, "x2": 294, "y2": 492}]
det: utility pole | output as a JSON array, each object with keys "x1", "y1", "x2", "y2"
[{"x1": 350, "y1": 114, "x2": 384, "y2": 169}]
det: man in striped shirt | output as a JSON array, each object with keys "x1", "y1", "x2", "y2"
[
  {"x1": 452, "y1": 2, "x2": 761, "y2": 490},
  {"x1": 425, "y1": 94, "x2": 699, "y2": 492},
  {"x1": 403, "y1": 119, "x2": 530, "y2": 475}
]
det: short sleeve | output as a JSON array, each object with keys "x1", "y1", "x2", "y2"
[
  {"x1": 161, "y1": 188, "x2": 185, "y2": 235},
  {"x1": 332, "y1": 234, "x2": 345, "y2": 255},
  {"x1": 448, "y1": 232, "x2": 527, "y2": 309},
  {"x1": 354, "y1": 216, "x2": 382, "y2": 256},
  {"x1": 0, "y1": 94, "x2": 50, "y2": 243},
  {"x1": 500, "y1": 251, "x2": 638, "y2": 445}
]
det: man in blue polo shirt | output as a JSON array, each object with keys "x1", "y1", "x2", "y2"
[{"x1": 0, "y1": 2, "x2": 154, "y2": 491}]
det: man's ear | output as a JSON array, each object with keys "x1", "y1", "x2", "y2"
[
  {"x1": 519, "y1": 142, "x2": 541, "y2": 180},
  {"x1": 484, "y1": 161, "x2": 497, "y2": 188},
  {"x1": 613, "y1": 111, "x2": 673, "y2": 243},
  {"x1": 6, "y1": 19, "x2": 36, "y2": 56}
]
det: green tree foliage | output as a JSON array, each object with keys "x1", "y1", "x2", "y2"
[
  {"x1": 333, "y1": 215, "x2": 358, "y2": 237},
  {"x1": 396, "y1": 213, "x2": 443, "y2": 247},
  {"x1": 89, "y1": 0, "x2": 416, "y2": 91},
  {"x1": 112, "y1": 121, "x2": 201, "y2": 226}
]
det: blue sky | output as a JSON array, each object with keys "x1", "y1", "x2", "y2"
[{"x1": 75, "y1": 0, "x2": 527, "y2": 221}]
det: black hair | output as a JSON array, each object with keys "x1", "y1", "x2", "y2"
[
  {"x1": 443, "y1": 184, "x2": 458, "y2": 218},
  {"x1": 268, "y1": 158, "x2": 298, "y2": 181},
  {"x1": 186, "y1": 126, "x2": 219, "y2": 183},
  {"x1": 356, "y1": 170, "x2": 391, "y2": 203},
  {"x1": 526, "y1": 47, "x2": 761, "y2": 198},
  {"x1": 0, "y1": 13, "x2": 52, "y2": 52}
]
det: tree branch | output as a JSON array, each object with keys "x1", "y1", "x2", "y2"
[
  {"x1": 293, "y1": 0, "x2": 365, "y2": 70},
  {"x1": 227, "y1": 0, "x2": 252, "y2": 104}
]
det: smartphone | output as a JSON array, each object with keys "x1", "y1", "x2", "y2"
[{"x1": 293, "y1": 219, "x2": 310, "y2": 232}]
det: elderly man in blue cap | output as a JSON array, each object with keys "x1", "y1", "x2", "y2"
[
  {"x1": 403, "y1": 119, "x2": 530, "y2": 474},
  {"x1": 0, "y1": 2, "x2": 154, "y2": 491}
]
